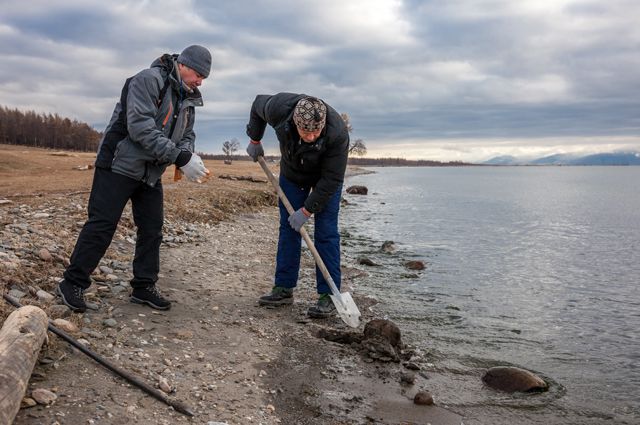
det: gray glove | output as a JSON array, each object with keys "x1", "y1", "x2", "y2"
[
  {"x1": 246, "y1": 140, "x2": 264, "y2": 162},
  {"x1": 180, "y1": 153, "x2": 208, "y2": 182},
  {"x1": 288, "y1": 208, "x2": 311, "y2": 232}
]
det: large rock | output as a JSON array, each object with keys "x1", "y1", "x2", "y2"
[
  {"x1": 482, "y1": 366, "x2": 548, "y2": 393},
  {"x1": 364, "y1": 319, "x2": 402, "y2": 350},
  {"x1": 346, "y1": 185, "x2": 368, "y2": 195}
]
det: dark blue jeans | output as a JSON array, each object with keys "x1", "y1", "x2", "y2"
[
  {"x1": 275, "y1": 174, "x2": 342, "y2": 294},
  {"x1": 64, "y1": 167, "x2": 163, "y2": 289}
]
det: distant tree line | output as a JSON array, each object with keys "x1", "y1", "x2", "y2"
[{"x1": 0, "y1": 106, "x2": 101, "y2": 152}]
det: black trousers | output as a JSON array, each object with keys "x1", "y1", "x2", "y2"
[{"x1": 64, "y1": 167, "x2": 163, "y2": 289}]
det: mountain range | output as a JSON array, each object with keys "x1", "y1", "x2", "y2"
[{"x1": 482, "y1": 152, "x2": 640, "y2": 166}]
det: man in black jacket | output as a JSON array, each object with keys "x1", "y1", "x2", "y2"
[{"x1": 246, "y1": 93, "x2": 349, "y2": 318}]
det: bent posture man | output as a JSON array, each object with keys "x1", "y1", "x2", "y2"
[
  {"x1": 246, "y1": 93, "x2": 349, "y2": 318},
  {"x1": 58, "y1": 45, "x2": 212, "y2": 312}
]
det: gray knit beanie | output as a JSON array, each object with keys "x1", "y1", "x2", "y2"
[{"x1": 177, "y1": 45, "x2": 212, "y2": 78}]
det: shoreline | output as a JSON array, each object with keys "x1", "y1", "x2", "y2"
[{"x1": 1, "y1": 145, "x2": 462, "y2": 425}]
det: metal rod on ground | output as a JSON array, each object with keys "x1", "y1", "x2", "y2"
[{"x1": 2, "y1": 293, "x2": 194, "y2": 417}]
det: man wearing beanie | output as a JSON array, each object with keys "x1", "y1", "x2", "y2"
[
  {"x1": 246, "y1": 93, "x2": 349, "y2": 318},
  {"x1": 57, "y1": 45, "x2": 212, "y2": 313}
]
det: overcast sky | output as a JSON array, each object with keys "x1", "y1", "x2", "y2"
[{"x1": 1, "y1": 0, "x2": 639, "y2": 161}]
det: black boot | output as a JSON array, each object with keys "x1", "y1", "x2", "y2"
[
  {"x1": 130, "y1": 285, "x2": 171, "y2": 310},
  {"x1": 56, "y1": 279, "x2": 87, "y2": 313},
  {"x1": 258, "y1": 286, "x2": 294, "y2": 306},
  {"x1": 307, "y1": 294, "x2": 336, "y2": 318}
]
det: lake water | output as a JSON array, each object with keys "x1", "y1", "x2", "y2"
[{"x1": 341, "y1": 166, "x2": 640, "y2": 425}]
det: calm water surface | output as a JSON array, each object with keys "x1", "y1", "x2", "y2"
[{"x1": 342, "y1": 166, "x2": 640, "y2": 425}]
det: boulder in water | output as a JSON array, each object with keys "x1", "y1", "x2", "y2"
[
  {"x1": 380, "y1": 241, "x2": 396, "y2": 253},
  {"x1": 482, "y1": 366, "x2": 548, "y2": 393},
  {"x1": 405, "y1": 260, "x2": 425, "y2": 270},
  {"x1": 346, "y1": 185, "x2": 368, "y2": 195}
]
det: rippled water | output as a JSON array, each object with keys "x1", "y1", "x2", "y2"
[{"x1": 341, "y1": 166, "x2": 640, "y2": 425}]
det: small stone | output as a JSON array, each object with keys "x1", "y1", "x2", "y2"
[
  {"x1": 357, "y1": 257, "x2": 378, "y2": 266},
  {"x1": 37, "y1": 290, "x2": 55, "y2": 303},
  {"x1": 49, "y1": 305, "x2": 71, "y2": 319},
  {"x1": 380, "y1": 241, "x2": 396, "y2": 253},
  {"x1": 21, "y1": 397, "x2": 37, "y2": 409},
  {"x1": 32, "y1": 388, "x2": 57, "y2": 405},
  {"x1": 39, "y1": 248, "x2": 53, "y2": 262},
  {"x1": 266, "y1": 404, "x2": 275, "y2": 413},
  {"x1": 99, "y1": 265, "x2": 114, "y2": 275},
  {"x1": 414, "y1": 391, "x2": 433, "y2": 405},
  {"x1": 400, "y1": 372, "x2": 416, "y2": 385},
  {"x1": 159, "y1": 377, "x2": 172, "y2": 394},
  {"x1": 102, "y1": 318, "x2": 118, "y2": 328},
  {"x1": 52, "y1": 319, "x2": 78, "y2": 333},
  {"x1": 403, "y1": 362, "x2": 421, "y2": 371},
  {"x1": 8, "y1": 289, "x2": 26, "y2": 299}
]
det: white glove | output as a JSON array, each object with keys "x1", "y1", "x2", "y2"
[{"x1": 180, "y1": 153, "x2": 208, "y2": 182}]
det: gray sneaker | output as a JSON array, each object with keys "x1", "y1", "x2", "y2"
[
  {"x1": 307, "y1": 294, "x2": 336, "y2": 318},
  {"x1": 258, "y1": 286, "x2": 294, "y2": 306}
]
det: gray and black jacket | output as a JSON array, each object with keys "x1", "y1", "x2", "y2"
[
  {"x1": 246, "y1": 92, "x2": 349, "y2": 213},
  {"x1": 95, "y1": 54, "x2": 203, "y2": 186}
]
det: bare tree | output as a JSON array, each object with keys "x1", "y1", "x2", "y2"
[
  {"x1": 222, "y1": 138, "x2": 240, "y2": 164},
  {"x1": 349, "y1": 139, "x2": 367, "y2": 156},
  {"x1": 340, "y1": 112, "x2": 367, "y2": 157}
]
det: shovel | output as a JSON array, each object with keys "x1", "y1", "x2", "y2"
[{"x1": 257, "y1": 156, "x2": 361, "y2": 328}]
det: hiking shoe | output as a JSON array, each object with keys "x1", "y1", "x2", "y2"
[
  {"x1": 130, "y1": 285, "x2": 171, "y2": 310},
  {"x1": 307, "y1": 293, "x2": 336, "y2": 318},
  {"x1": 56, "y1": 279, "x2": 87, "y2": 313},
  {"x1": 258, "y1": 286, "x2": 294, "y2": 306}
]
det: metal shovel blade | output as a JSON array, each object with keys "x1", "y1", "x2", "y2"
[{"x1": 330, "y1": 291, "x2": 361, "y2": 328}]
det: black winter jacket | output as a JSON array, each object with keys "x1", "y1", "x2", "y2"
[{"x1": 246, "y1": 92, "x2": 349, "y2": 213}]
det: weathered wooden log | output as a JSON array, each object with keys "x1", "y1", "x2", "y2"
[{"x1": 0, "y1": 305, "x2": 48, "y2": 424}]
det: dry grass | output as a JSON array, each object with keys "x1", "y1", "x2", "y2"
[{"x1": 0, "y1": 144, "x2": 278, "y2": 321}]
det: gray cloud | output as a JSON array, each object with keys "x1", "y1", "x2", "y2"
[{"x1": 0, "y1": 0, "x2": 638, "y2": 161}]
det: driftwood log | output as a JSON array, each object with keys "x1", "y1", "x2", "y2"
[{"x1": 0, "y1": 305, "x2": 48, "y2": 424}]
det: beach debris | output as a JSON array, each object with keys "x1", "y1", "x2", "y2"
[
  {"x1": 217, "y1": 174, "x2": 266, "y2": 183},
  {"x1": 357, "y1": 256, "x2": 379, "y2": 266},
  {"x1": 72, "y1": 164, "x2": 94, "y2": 171},
  {"x1": 49, "y1": 152, "x2": 77, "y2": 157},
  {"x1": 413, "y1": 391, "x2": 434, "y2": 405},
  {"x1": 346, "y1": 185, "x2": 368, "y2": 195},
  {"x1": 316, "y1": 328, "x2": 362, "y2": 344},
  {"x1": 404, "y1": 260, "x2": 425, "y2": 270},
  {"x1": 482, "y1": 366, "x2": 548, "y2": 393},
  {"x1": 380, "y1": 241, "x2": 396, "y2": 253}
]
